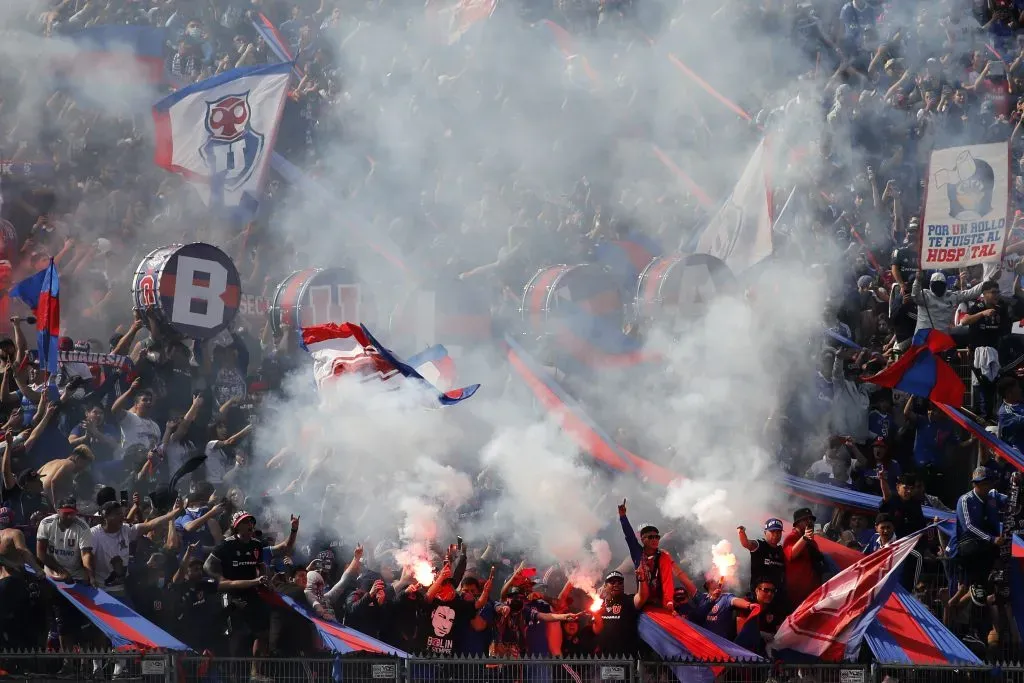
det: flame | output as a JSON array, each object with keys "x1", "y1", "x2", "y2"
[
  {"x1": 711, "y1": 540, "x2": 737, "y2": 583},
  {"x1": 413, "y1": 560, "x2": 436, "y2": 586},
  {"x1": 589, "y1": 596, "x2": 603, "y2": 613}
]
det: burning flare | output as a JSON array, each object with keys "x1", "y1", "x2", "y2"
[
  {"x1": 589, "y1": 595, "x2": 604, "y2": 613},
  {"x1": 395, "y1": 545, "x2": 437, "y2": 586},
  {"x1": 711, "y1": 540, "x2": 737, "y2": 584}
]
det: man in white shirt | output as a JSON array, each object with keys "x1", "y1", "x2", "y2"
[
  {"x1": 36, "y1": 496, "x2": 96, "y2": 650},
  {"x1": 110, "y1": 379, "x2": 161, "y2": 460},
  {"x1": 90, "y1": 498, "x2": 183, "y2": 600}
]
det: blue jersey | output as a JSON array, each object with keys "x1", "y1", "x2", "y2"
[{"x1": 702, "y1": 594, "x2": 739, "y2": 640}]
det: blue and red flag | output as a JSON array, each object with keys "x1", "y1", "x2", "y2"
[
  {"x1": 252, "y1": 13, "x2": 296, "y2": 65},
  {"x1": 934, "y1": 402, "x2": 1024, "y2": 472},
  {"x1": 406, "y1": 345, "x2": 458, "y2": 391},
  {"x1": 865, "y1": 584, "x2": 980, "y2": 665},
  {"x1": 1009, "y1": 536, "x2": 1024, "y2": 641},
  {"x1": 863, "y1": 329, "x2": 965, "y2": 407},
  {"x1": 10, "y1": 258, "x2": 59, "y2": 376},
  {"x1": 638, "y1": 608, "x2": 762, "y2": 682},
  {"x1": 504, "y1": 335, "x2": 635, "y2": 473},
  {"x1": 261, "y1": 591, "x2": 407, "y2": 656},
  {"x1": 66, "y1": 26, "x2": 168, "y2": 85},
  {"x1": 47, "y1": 577, "x2": 190, "y2": 651},
  {"x1": 773, "y1": 527, "x2": 932, "y2": 661},
  {"x1": 780, "y1": 474, "x2": 954, "y2": 523},
  {"x1": 301, "y1": 323, "x2": 479, "y2": 405}
]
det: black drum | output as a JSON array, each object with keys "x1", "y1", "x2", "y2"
[
  {"x1": 270, "y1": 267, "x2": 374, "y2": 335},
  {"x1": 131, "y1": 243, "x2": 241, "y2": 339}
]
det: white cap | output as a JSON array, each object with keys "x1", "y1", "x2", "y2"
[
  {"x1": 95, "y1": 238, "x2": 112, "y2": 256},
  {"x1": 930, "y1": 271, "x2": 946, "y2": 283}
]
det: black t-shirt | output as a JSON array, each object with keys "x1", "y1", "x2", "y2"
[
  {"x1": 212, "y1": 538, "x2": 264, "y2": 581},
  {"x1": 174, "y1": 577, "x2": 220, "y2": 643},
  {"x1": 127, "y1": 578, "x2": 174, "y2": 631},
  {"x1": 879, "y1": 496, "x2": 927, "y2": 538},
  {"x1": 415, "y1": 598, "x2": 476, "y2": 656},
  {"x1": 0, "y1": 573, "x2": 34, "y2": 648},
  {"x1": 748, "y1": 539, "x2": 786, "y2": 592},
  {"x1": 891, "y1": 244, "x2": 919, "y2": 285},
  {"x1": 595, "y1": 594, "x2": 640, "y2": 656},
  {"x1": 967, "y1": 300, "x2": 1012, "y2": 349},
  {"x1": 1, "y1": 484, "x2": 47, "y2": 530}
]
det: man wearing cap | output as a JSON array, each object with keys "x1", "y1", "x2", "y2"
[
  {"x1": 205, "y1": 510, "x2": 274, "y2": 671},
  {"x1": 782, "y1": 508, "x2": 825, "y2": 609},
  {"x1": 90, "y1": 498, "x2": 183, "y2": 601},
  {"x1": 737, "y1": 518, "x2": 786, "y2": 597},
  {"x1": 592, "y1": 567, "x2": 648, "y2": 656},
  {"x1": 37, "y1": 496, "x2": 95, "y2": 649},
  {"x1": 952, "y1": 466, "x2": 1008, "y2": 605},
  {"x1": 1, "y1": 463, "x2": 49, "y2": 535},
  {"x1": 618, "y1": 500, "x2": 694, "y2": 611}
]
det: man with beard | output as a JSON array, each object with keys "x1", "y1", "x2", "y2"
[{"x1": 592, "y1": 568, "x2": 648, "y2": 656}]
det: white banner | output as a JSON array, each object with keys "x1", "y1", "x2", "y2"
[
  {"x1": 921, "y1": 142, "x2": 1010, "y2": 269},
  {"x1": 696, "y1": 138, "x2": 773, "y2": 273}
]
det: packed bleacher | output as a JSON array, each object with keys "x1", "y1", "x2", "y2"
[{"x1": 6, "y1": 0, "x2": 1024, "y2": 680}]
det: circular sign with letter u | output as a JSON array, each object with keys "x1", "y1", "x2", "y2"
[{"x1": 131, "y1": 243, "x2": 241, "y2": 339}]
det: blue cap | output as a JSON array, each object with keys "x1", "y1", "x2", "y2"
[
  {"x1": 972, "y1": 466, "x2": 996, "y2": 483},
  {"x1": 764, "y1": 518, "x2": 784, "y2": 532}
]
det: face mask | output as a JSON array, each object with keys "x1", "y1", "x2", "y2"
[{"x1": 930, "y1": 282, "x2": 947, "y2": 297}]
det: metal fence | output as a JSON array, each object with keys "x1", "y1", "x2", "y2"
[{"x1": 4, "y1": 653, "x2": 1024, "y2": 683}]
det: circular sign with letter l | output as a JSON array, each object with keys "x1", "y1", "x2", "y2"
[{"x1": 131, "y1": 243, "x2": 241, "y2": 339}]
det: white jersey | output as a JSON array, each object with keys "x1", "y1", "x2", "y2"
[{"x1": 37, "y1": 514, "x2": 93, "y2": 581}]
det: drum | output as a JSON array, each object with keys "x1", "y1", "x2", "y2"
[
  {"x1": 270, "y1": 267, "x2": 375, "y2": 335},
  {"x1": 131, "y1": 243, "x2": 241, "y2": 339},
  {"x1": 388, "y1": 279, "x2": 493, "y2": 354},
  {"x1": 633, "y1": 253, "x2": 736, "y2": 322},
  {"x1": 520, "y1": 263, "x2": 624, "y2": 336}
]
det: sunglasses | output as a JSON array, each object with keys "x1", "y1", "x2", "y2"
[
  {"x1": 756, "y1": 586, "x2": 777, "y2": 593},
  {"x1": 643, "y1": 534, "x2": 661, "y2": 540}
]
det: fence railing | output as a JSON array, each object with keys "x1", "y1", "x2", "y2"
[{"x1": 2, "y1": 652, "x2": 1024, "y2": 683}]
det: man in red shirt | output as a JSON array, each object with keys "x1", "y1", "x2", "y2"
[{"x1": 782, "y1": 508, "x2": 825, "y2": 611}]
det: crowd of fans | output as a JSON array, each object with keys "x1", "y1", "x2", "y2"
[{"x1": 6, "y1": 0, "x2": 1024, "y2": 677}]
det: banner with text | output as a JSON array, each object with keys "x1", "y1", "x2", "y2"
[{"x1": 921, "y1": 142, "x2": 1010, "y2": 269}]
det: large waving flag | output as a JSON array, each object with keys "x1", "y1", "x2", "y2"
[
  {"x1": 934, "y1": 402, "x2": 1024, "y2": 472},
  {"x1": 773, "y1": 528, "x2": 930, "y2": 661},
  {"x1": 865, "y1": 584, "x2": 980, "y2": 665},
  {"x1": 10, "y1": 258, "x2": 59, "y2": 376},
  {"x1": 863, "y1": 329, "x2": 965, "y2": 407},
  {"x1": 47, "y1": 577, "x2": 190, "y2": 651},
  {"x1": 639, "y1": 608, "x2": 762, "y2": 683},
  {"x1": 780, "y1": 474, "x2": 954, "y2": 522},
  {"x1": 261, "y1": 590, "x2": 407, "y2": 656},
  {"x1": 152, "y1": 63, "x2": 292, "y2": 218},
  {"x1": 65, "y1": 26, "x2": 168, "y2": 85},
  {"x1": 505, "y1": 335, "x2": 635, "y2": 472},
  {"x1": 301, "y1": 323, "x2": 479, "y2": 405}
]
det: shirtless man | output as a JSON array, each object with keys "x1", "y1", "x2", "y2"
[
  {"x1": 39, "y1": 446, "x2": 94, "y2": 508},
  {"x1": 0, "y1": 505, "x2": 43, "y2": 573}
]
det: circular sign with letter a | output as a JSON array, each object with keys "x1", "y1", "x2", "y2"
[{"x1": 131, "y1": 243, "x2": 241, "y2": 339}]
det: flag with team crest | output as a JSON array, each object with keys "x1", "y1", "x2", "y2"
[{"x1": 151, "y1": 62, "x2": 292, "y2": 218}]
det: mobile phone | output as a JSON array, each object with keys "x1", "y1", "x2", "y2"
[
  {"x1": 120, "y1": 490, "x2": 129, "y2": 505},
  {"x1": 456, "y1": 535, "x2": 463, "y2": 551}
]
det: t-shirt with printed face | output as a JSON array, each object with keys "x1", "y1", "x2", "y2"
[
  {"x1": 37, "y1": 514, "x2": 92, "y2": 581},
  {"x1": 90, "y1": 523, "x2": 140, "y2": 593},
  {"x1": 415, "y1": 598, "x2": 475, "y2": 656}
]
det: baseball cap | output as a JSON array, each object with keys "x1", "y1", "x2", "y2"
[
  {"x1": 638, "y1": 522, "x2": 659, "y2": 535},
  {"x1": 930, "y1": 271, "x2": 946, "y2": 283},
  {"x1": 972, "y1": 466, "x2": 997, "y2": 483},
  {"x1": 231, "y1": 510, "x2": 256, "y2": 529},
  {"x1": 764, "y1": 518, "x2": 784, "y2": 532},
  {"x1": 58, "y1": 496, "x2": 78, "y2": 514},
  {"x1": 604, "y1": 571, "x2": 625, "y2": 582}
]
